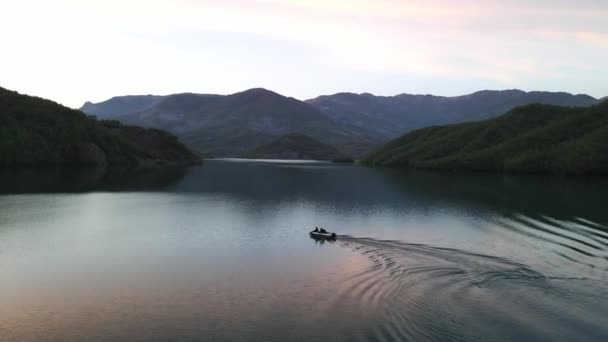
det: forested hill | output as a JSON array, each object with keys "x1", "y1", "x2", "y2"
[
  {"x1": 0, "y1": 87, "x2": 198, "y2": 166},
  {"x1": 245, "y1": 133, "x2": 348, "y2": 160},
  {"x1": 363, "y1": 101, "x2": 608, "y2": 176}
]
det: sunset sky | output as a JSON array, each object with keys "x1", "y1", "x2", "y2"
[{"x1": 1, "y1": 0, "x2": 607, "y2": 107}]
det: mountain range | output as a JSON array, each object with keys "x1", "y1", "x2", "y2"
[
  {"x1": 83, "y1": 89, "x2": 378, "y2": 157},
  {"x1": 81, "y1": 89, "x2": 600, "y2": 158},
  {"x1": 307, "y1": 90, "x2": 598, "y2": 138},
  {"x1": 3, "y1": 84, "x2": 605, "y2": 173}
]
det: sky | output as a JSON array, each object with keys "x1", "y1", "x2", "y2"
[{"x1": 1, "y1": 0, "x2": 607, "y2": 108}]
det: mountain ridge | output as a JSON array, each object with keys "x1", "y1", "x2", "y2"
[
  {"x1": 82, "y1": 88, "x2": 600, "y2": 112},
  {"x1": 306, "y1": 89, "x2": 599, "y2": 139},
  {"x1": 80, "y1": 88, "x2": 601, "y2": 158},
  {"x1": 82, "y1": 88, "x2": 380, "y2": 157}
]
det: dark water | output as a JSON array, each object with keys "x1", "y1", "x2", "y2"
[{"x1": 0, "y1": 159, "x2": 607, "y2": 341}]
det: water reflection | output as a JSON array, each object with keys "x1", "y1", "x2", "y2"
[
  {"x1": 0, "y1": 160, "x2": 607, "y2": 341},
  {"x1": 309, "y1": 235, "x2": 337, "y2": 245},
  {"x1": 171, "y1": 160, "x2": 608, "y2": 224},
  {"x1": 4, "y1": 160, "x2": 607, "y2": 226},
  {"x1": 380, "y1": 168, "x2": 608, "y2": 224},
  {"x1": 0, "y1": 166, "x2": 189, "y2": 193}
]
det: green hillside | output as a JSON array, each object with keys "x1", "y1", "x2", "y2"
[
  {"x1": 245, "y1": 133, "x2": 348, "y2": 160},
  {"x1": 0, "y1": 87, "x2": 198, "y2": 166},
  {"x1": 363, "y1": 101, "x2": 608, "y2": 175}
]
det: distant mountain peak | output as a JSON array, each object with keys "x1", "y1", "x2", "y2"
[
  {"x1": 474, "y1": 89, "x2": 524, "y2": 94},
  {"x1": 80, "y1": 94, "x2": 166, "y2": 118},
  {"x1": 233, "y1": 88, "x2": 281, "y2": 97}
]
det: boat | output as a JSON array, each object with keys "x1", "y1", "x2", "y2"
[{"x1": 309, "y1": 230, "x2": 337, "y2": 240}]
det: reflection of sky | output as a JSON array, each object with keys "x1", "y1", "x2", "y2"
[
  {"x1": 1, "y1": 161, "x2": 608, "y2": 340},
  {"x1": 0, "y1": 192, "x2": 370, "y2": 341},
  {"x1": 1, "y1": 1, "x2": 607, "y2": 107}
]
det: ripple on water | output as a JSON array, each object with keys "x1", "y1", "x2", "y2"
[
  {"x1": 491, "y1": 214, "x2": 608, "y2": 275},
  {"x1": 327, "y1": 235, "x2": 608, "y2": 342}
]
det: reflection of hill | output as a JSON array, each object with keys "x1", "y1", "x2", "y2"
[
  {"x1": 172, "y1": 160, "x2": 405, "y2": 205},
  {"x1": 4, "y1": 160, "x2": 607, "y2": 226},
  {"x1": 0, "y1": 166, "x2": 189, "y2": 193},
  {"x1": 174, "y1": 161, "x2": 608, "y2": 225},
  {"x1": 379, "y1": 169, "x2": 608, "y2": 224}
]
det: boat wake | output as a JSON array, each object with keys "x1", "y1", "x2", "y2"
[{"x1": 327, "y1": 236, "x2": 608, "y2": 342}]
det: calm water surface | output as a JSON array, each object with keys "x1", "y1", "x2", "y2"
[{"x1": 1, "y1": 160, "x2": 607, "y2": 341}]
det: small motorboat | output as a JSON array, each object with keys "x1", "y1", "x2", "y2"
[{"x1": 310, "y1": 230, "x2": 337, "y2": 240}]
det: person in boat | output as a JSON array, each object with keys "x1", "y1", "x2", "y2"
[
  {"x1": 320, "y1": 228, "x2": 327, "y2": 234},
  {"x1": 313, "y1": 227, "x2": 319, "y2": 232}
]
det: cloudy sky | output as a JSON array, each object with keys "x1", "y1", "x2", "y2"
[{"x1": 1, "y1": 0, "x2": 607, "y2": 107}]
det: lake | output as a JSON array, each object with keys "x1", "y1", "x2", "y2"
[{"x1": 1, "y1": 159, "x2": 607, "y2": 341}]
